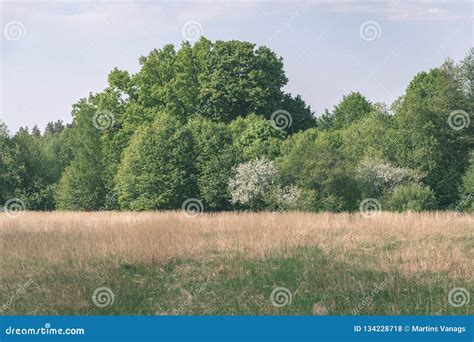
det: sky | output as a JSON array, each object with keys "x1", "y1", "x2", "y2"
[{"x1": 0, "y1": 0, "x2": 472, "y2": 133}]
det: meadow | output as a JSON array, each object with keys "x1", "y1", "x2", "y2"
[{"x1": 0, "y1": 211, "x2": 472, "y2": 315}]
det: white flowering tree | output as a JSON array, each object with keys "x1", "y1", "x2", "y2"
[
  {"x1": 357, "y1": 157, "x2": 424, "y2": 197},
  {"x1": 228, "y1": 157, "x2": 300, "y2": 210}
]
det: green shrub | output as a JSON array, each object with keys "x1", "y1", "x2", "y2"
[{"x1": 385, "y1": 184, "x2": 436, "y2": 212}]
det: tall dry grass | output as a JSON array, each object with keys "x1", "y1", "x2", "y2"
[{"x1": 1, "y1": 211, "x2": 472, "y2": 279}]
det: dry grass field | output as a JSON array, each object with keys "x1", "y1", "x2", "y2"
[{"x1": 0, "y1": 211, "x2": 472, "y2": 315}]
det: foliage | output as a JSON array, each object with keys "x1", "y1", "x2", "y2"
[
  {"x1": 357, "y1": 157, "x2": 423, "y2": 198},
  {"x1": 1, "y1": 40, "x2": 471, "y2": 213},
  {"x1": 228, "y1": 157, "x2": 301, "y2": 210},
  {"x1": 229, "y1": 157, "x2": 277, "y2": 210},
  {"x1": 115, "y1": 113, "x2": 197, "y2": 210},
  {"x1": 340, "y1": 108, "x2": 396, "y2": 163},
  {"x1": 393, "y1": 66, "x2": 470, "y2": 208},
  {"x1": 56, "y1": 99, "x2": 106, "y2": 210},
  {"x1": 331, "y1": 92, "x2": 373, "y2": 129},
  {"x1": 230, "y1": 114, "x2": 286, "y2": 161},
  {"x1": 188, "y1": 118, "x2": 237, "y2": 210},
  {"x1": 457, "y1": 151, "x2": 474, "y2": 211},
  {"x1": 277, "y1": 129, "x2": 361, "y2": 212},
  {"x1": 385, "y1": 184, "x2": 437, "y2": 212}
]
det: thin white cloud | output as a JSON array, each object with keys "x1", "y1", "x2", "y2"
[{"x1": 320, "y1": 1, "x2": 470, "y2": 21}]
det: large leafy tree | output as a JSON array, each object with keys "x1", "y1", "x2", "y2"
[
  {"x1": 116, "y1": 113, "x2": 197, "y2": 210},
  {"x1": 331, "y1": 92, "x2": 373, "y2": 129},
  {"x1": 188, "y1": 119, "x2": 237, "y2": 210},
  {"x1": 198, "y1": 40, "x2": 288, "y2": 123},
  {"x1": 340, "y1": 106, "x2": 396, "y2": 163},
  {"x1": 56, "y1": 98, "x2": 107, "y2": 210},
  {"x1": 8, "y1": 127, "x2": 54, "y2": 210},
  {"x1": 131, "y1": 38, "x2": 314, "y2": 131},
  {"x1": 393, "y1": 66, "x2": 470, "y2": 208},
  {"x1": 0, "y1": 121, "x2": 19, "y2": 205}
]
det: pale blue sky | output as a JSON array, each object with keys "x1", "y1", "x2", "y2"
[{"x1": 1, "y1": 0, "x2": 472, "y2": 132}]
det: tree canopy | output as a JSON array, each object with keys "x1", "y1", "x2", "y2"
[{"x1": 1, "y1": 39, "x2": 472, "y2": 213}]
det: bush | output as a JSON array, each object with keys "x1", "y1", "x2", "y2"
[
  {"x1": 385, "y1": 184, "x2": 436, "y2": 212},
  {"x1": 277, "y1": 129, "x2": 361, "y2": 212},
  {"x1": 228, "y1": 157, "x2": 276, "y2": 210},
  {"x1": 357, "y1": 157, "x2": 423, "y2": 198},
  {"x1": 228, "y1": 157, "x2": 301, "y2": 211}
]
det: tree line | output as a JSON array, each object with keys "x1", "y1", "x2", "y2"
[{"x1": 1, "y1": 39, "x2": 472, "y2": 213}]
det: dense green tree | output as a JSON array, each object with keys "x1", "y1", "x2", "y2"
[
  {"x1": 393, "y1": 66, "x2": 470, "y2": 208},
  {"x1": 456, "y1": 48, "x2": 473, "y2": 110},
  {"x1": 56, "y1": 98, "x2": 107, "y2": 210},
  {"x1": 230, "y1": 114, "x2": 286, "y2": 161},
  {"x1": 340, "y1": 107, "x2": 396, "y2": 163},
  {"x1": 8, "y1": 127, "x2": 53, "y2": 210},
  {"x1": 332, "y1": 92, "x2": 373, "y2": 129},
  {"x1": 277, "y1": 129, "x2": 361, "y2": 212},
  {"x1": 279, "y1": 93, "x2": 316, "y2": 134},
  {"x1": 317, "y1": 109, "x2": 335, "y2": 130},
  {"x1": 199, "y1": 40, "x2": 287, "y2": 123},
  {"x1": 116, "y1": 113, "x2": 197, "y2": 210},
  {"x1": 385, "y1": 184, "x2": 437, "y2": 212},
  {"x1": 458, "y1": 151, "x2": 474, "y2": 211},
  {"x1": 0, "y1": 121, "x2": 18, "y2": 205},
  {"x1": 188, "y1": 118, "x2": 237, "y2": 210}
]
